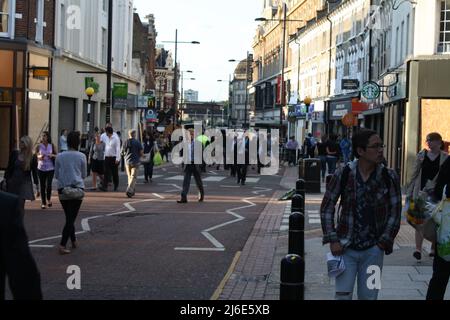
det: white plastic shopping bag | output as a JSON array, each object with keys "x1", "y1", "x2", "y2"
[{"x1": 326, "y1": 252, "x2": 345, "y2": 278}]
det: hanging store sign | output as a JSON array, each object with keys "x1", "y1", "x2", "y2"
[
  {"x1": 112, "y1": 83, "x2": 128, "y2": 109},
  {"x1": 361, "y1": 81, "x2": 381, "y2": 100}
]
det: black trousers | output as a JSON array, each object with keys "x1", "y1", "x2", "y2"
[
  {"x1": 237, "y1": 165, "x2": 247, "y2": 183},
  {"x1": 426, "y1": 255, "x2": 450, "y2": 300},
  {"x1": 104, "y1": 157, "x2": 119, "y2": 190},
  {"x1": 38, "y1": 170, "x2": 54, "y2": 205},
  {"x1": 144, "y1": 162, "x2": 154, "y2": 180},
  {"x1": 60, "y1": 199, "x2": 83, "y2": 247},
  {"x1": 181, "y1": 164, "x2": 204, "y2": 199}
]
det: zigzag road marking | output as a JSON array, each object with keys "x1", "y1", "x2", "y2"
[
  {"x1": 29, "y1": 190, "x2": 173, "y2": 248},
  {"x1": 174, "y1": 186, "x2": 272, "y2": 252}
]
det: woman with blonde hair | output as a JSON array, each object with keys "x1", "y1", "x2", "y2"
[{"x1": 3, "y1": 136, "x2": 39, "y2": 217}]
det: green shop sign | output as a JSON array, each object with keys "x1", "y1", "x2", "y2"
[
  {"x1": 84, "y1": 77, "x2": 100, "y2": 93},
  {"x1": 113, "y1": 83, "x2": 128, "y2": 109}
]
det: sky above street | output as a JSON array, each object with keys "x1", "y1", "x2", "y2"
[{"x1": 134, "y1": 0, "x2": 261, "y2": 102}]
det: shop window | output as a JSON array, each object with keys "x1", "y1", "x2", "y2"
[{"x1": 0, "y1": 88, "x2": 12, "y2": 103}]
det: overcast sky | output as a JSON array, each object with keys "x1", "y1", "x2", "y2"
[{"x1": 134, "y1": 0, "x2": 262, "y2": 102}]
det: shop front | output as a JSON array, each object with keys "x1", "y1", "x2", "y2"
[{"x1": 0, "y1": 43, "x2": 52, "y2": 169}]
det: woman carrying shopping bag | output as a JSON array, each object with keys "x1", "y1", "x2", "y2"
[
  {"x1": 406, "y1": 132, "x2": 448, "y2": 261},
  {"x1": 426, "y1": 157, "x2": 450, "y2": 300},
  {"x1": 55, "y1": 132, "x2": 87, "y2": 255}
]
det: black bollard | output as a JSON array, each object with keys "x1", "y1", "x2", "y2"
[
  {"x1": 288, "y1": 212, "x2": 305, "y2": 256},
  {"x1": 280, "y1": 254, "x2": 305, "y2": 300},
  {"x1": 291, "y1": 194, "x2": 303, "y2": 213},
  {"x1": 296, "y1": 179, "x2": 306, "y2": 201}
]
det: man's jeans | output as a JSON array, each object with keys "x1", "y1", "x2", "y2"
[
  {"x1": 335, "y1": 246, "x2": 384, "y2": 300},
  {"x1": 125, "y1": 164, "x2": 139, "y2": 195}
]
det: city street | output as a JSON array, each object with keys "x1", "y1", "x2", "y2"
[{"x1": 19, "y1": 165, "x2": 292, "y2": 300}]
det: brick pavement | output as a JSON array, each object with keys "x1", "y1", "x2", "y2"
[{"x1": 220, "y1": 165, "x2": 450, "y2": 300}]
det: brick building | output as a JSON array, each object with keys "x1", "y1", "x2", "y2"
[{"x1": 0, "y1": 0, "x2": 55, "y2": 169}]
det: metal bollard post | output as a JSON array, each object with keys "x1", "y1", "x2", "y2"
[
  {"x1": 280, "y1": 254, "x2": 305, "y2": 300},
  {"x1": 297, "y1": 179, "x2": 306, "y2": 202},
  {"x1": 291, "y1": 194, "x2": 303, "y2": 213},
  {"x1": 288, "y1": 212, "x2": 304, "y2": 256}
]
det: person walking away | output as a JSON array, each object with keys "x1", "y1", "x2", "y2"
[
  {"x1": 406, "y1": 132, "x2": 448, "y2": 261},
  {"x1": 59, "y1": 129, "x2": 68, "y2": 153},
  {"x1": 143, "y1": 132, "x2": 158, "y2": 183},
  {"x1": 55, "y1": 132, "x2": 87, "y2": 255},
  {"x1": 236, "y1": 133, "x2": 249, "y2": 186},
  {"x1": 326, "y1": 134, "x2": 340, "y2": 175},
  {"x1": 340, "y1": 134, "x2": 352, "y2": 164},
  {"x1": 304, "y1": 133, "x2": 317, "y2": 159},
  {"x1": 0, "y1": 191, "x2": 42, "y2": 300},
  {"x1": 320, "y1": 129, "x2": 401, "y2": 300},
  {"x1": 3, "y1": 136, "x2": 39, "y2": 219},
  {"x1": 177, "y1": 129, "x2": 205, "y2": 203},
  {"x1": 285, "y1": 136, "x2": 299, "y2": 166},
  {"x1": 121, "y1": 130, "x2": 143, "y2": 198},
  {"x1": 100, "y1": 127, "x2": 121, "y2": 192},
  {"x1": 89, "y1": 131, "x2": 106, "y2": 190},
  {"x1": 426, "y1": 156, "x2": 450, "y2": 300},
  {"x1": 36, "y1": 131, "x2": 56, "y2": 209},
  {"x1": 317, "y1": 136, "x2": 328, "y2": 183}
]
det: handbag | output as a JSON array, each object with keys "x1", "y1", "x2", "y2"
[
  {"x1": 432, "y1": 187, "x2": 450, "y2": 261},
  {"x1": 140, "y1": 153, "x2": 151, "y2": 164},
  {"x1": 59, "y1": 186, "x2": 85, "y2": 201},
  {"x1": 153, "y1": 152, "x2": 163, "y2": 167}
]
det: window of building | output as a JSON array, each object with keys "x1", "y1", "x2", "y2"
[
  {"x1": 0, "y1": 0, "x2": 14, "y2": 37},
  {"x1": 438, "y1": 0, "x2": 450, "y2": 53},
  {"x1": 35, "y1": 0, "x2": 44, "y2": 44}
]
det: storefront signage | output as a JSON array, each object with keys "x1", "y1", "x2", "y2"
[
  {"x1": 329, "y1": 100, "x2": 352, "y2": 120},
  {"x1": 113, "y1": 83, "x2": 128, "y2": 109},
  {"x1": 311, "y1": 111, "x2": 324, "y2": 123},
  {"x1": 145, "y1": 109, "x2": 158, "y2": 123},
  {"x1": 342, "y1": 79, "x2": 360, "y2": 91},
  {"x1": 361, "y1": 81, "x2": 381, "y2": 100}
]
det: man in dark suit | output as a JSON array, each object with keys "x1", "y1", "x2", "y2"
[
  {"x1": 177, "y1": 130, "x2": 205, "y2": 203},
  {"x1": 0, "y1": 191, "x2": 42, "y2": 300}
]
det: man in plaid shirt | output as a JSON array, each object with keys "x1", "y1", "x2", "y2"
[{"x1": 320, "y1": 130, "x2": 402, "y2": 300}]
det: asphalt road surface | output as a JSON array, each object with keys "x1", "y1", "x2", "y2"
[{"x1": 20, "y1": 164, "x2": 290, "y2": 300}]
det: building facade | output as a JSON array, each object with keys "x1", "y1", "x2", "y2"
[
  {"x1": 230, "y1": 56, "x2": 252, "y2": 128},
  {"x1": 0, "y1": 0, "x2": 55, "y2": 169},
  {"x1": 184, "y1": 89, "x2": 198, "y2": 102},
  {"x1": 51, "y1": 0, "x2": 141, "y2": 147}
]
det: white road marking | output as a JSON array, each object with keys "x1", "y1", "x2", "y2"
[
  {"x1": 308, "y1": 214, "x2": 320, "y2": 219},
  {"x1": 175, "y1": 187, "x2": 273, "y2": 252},
  {"x1": 244, "y1": 178, "x2": 260, "y2": 183},
  {"x1": 309, "y1": 219, "x2": 322, "y2": 224},
  {"x1": 29, "y1": 189, "x2": 178, "y2": 248},
  {"x1": 280, "y1": 226, "x2": 289, "y2": 231},
  {"x1": 166, "y1": 175, "x2": 185, "y2": 181},
  {"x1": 203, "y1": 176, "x2": 227, "y2": 182},
  {"x1": 219, "y1": 185, "x2": 241, "y2": 188},
  {"x1": 209, "y1": 171, "x2": 219, "y2": 175}
]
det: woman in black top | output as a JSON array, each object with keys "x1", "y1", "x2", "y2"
[
  {"x1": 426, "y1": 156, "x2": 450, "y2": 300},
  {"x1": 142, "y1": 133, "x2": 158, "y2": 183}
]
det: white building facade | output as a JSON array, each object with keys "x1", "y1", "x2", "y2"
[{"x1": 52, "y1": 0, "x2": 141, "y2": 146}]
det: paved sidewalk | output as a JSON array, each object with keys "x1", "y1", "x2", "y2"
[{"x1": 220, "y1": 165, "x2": 450, "y2": 300}]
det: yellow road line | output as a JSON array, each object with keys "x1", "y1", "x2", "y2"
[{"x1": 210, "y1": 251, "x2": 242, "y2": 300}]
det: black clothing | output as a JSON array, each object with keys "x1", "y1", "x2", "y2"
[
  {"x1": 104, "y1": 157, "x2": 119, "y2": 190},
  {"x1": 421, "y1": 153, "x2": 441, "y2": 190},
  {"x1": 317, "y1": 142, "x2": 327, "y2": 157},
  {"x1": 0, "y1": 192, "x2": 42, "y2": 300},
  {"x1": 60, "y1": 200, "x2": 83, "y2": 247},
  {"x1": 326, "y1": 140, "x2": 340, "y2": 156},
  {"x1": 38, "y1": 170, "x2": 54, "y2": 205},
  {"x1": 181, "y1": 165, "x2": 204, "y2": 200},
  {"x1": 434, "y1": 157, "x2": 450, "y2": 200},
  {"x1": 426, "y1": 254, "x2": 450, "y2": 300}
]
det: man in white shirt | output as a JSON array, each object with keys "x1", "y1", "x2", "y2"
[{"x1": 100, "y1": 126, "x2": 121, "y2": 192}]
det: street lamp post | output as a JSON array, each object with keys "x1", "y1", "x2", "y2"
[
  {"x1": 162, "y1": 32, "x2": 200, "y2": 129},
  {"x1": 85, "y1": 87, "x2": 95, "y2": 135},
  {"x1": 255, "y1": 9, "x2": 305, "y2": 142},
  {"x1": 180, "y1": 72, "x2": 195, "y2": 126}
]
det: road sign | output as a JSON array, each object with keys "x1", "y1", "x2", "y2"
[{"x1": 361, "y1": 81, "x2": 381, "y2": 100}]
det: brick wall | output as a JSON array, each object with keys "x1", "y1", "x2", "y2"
[{"x1": 14, "y1": 0, "x2": 54, "y2": 47}]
